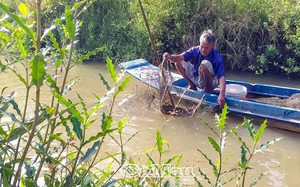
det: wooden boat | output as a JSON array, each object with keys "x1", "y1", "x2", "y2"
[{"x1": 119, "y1": 59, "x2": 300, "y2": 133}]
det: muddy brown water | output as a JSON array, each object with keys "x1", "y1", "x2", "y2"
[{"x1": 1, "y1": 62, "x2": 300, "y2": 186}]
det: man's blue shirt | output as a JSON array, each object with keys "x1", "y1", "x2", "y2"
[{"x1": 183, "y1": 46, "x2": 225, "y2": 79}]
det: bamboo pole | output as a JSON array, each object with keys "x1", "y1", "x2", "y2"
[{"x1": 137, "y1": 0, "x2": 160, "y2": 65}]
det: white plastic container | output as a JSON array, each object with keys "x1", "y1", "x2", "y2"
[{"x1": 225, "y1": 84, "x2": 247, "y2": 99}]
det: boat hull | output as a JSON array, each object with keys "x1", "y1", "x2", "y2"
[{"x1": 119, "y1": 59, "x2": 300, "y2": 133}]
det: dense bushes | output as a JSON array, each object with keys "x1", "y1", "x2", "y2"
[
  {"x1": 77, "y1": 0, "x2": 151, "y2": 62},
  {"x1": 131, "y1": 0, "x2": 300, "y2": 76},
  {"x1": 252, "y1": 0, "x2": 300, "y2": 76},
  {"x1": 29, "y1": 0, "x2": 300, "y2": 75}
]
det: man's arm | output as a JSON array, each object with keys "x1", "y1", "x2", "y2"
[
  {"x1": 163, "y1": 52, "x2": 185, "y2": 62},
  {"x1": 218, "y1": 76, "x2": 226, "y2": 107}
]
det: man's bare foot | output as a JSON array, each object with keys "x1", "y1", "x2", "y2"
[{"x1": 188, "y1": 85, "x2": 197, "y2": 90}]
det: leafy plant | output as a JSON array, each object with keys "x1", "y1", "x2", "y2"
[
  {"x1": 194, "y1": 104, "x2": 281, "y2": 186},
  {"x1": 0, "y1": 1, "x2": 133, "y2": 186},
  {"x1": 119, "y1": 130, "x2": 182, "y2": 186}
]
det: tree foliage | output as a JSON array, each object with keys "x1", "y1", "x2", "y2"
[
  {"x1": 130, "y1": 0, "x2": 300, "y2": 76},
  {"x1": 6, "y1": 0, "x2": 300, "y2": 73},
  {"x1": 77, "y1": 0, "x2": 151, "y2": 62}
]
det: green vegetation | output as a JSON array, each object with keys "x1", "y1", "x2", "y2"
[
  {"x1": 77, "y1": 0, "x2": 151, "y2": 62},
  {"x1": 131, "y1": 0, "x2": 300, "y2": 76},
  {"x1": 5, "y1": 0, "x2": 298, "y2": 76},
  {"x1": 195, "y1": 105, "x2": 281, "y2": 186},
  {"x1": 0, "y1": 0, "x2": 284, "y2": 186},
  {"x1": 0, "y1": 1, "x2": 133, "y2": 186}
]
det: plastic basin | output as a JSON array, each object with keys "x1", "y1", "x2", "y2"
[{"x1": 225, "y1": 84, "x2": 247, "y2": 99}]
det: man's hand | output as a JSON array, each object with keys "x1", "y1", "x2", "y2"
[
  {"x1": 163, "y1": 52, "x2": 170, "y2": 60},
  {"x1": 217, "y1": 94, "x2": 226, "y2": 108},
  {"x1": 218, "y1": 76, "x2": 226, "y2": 107},
  {"x1": 162, "y1": 52, "x2": 184, "y2": 63}
]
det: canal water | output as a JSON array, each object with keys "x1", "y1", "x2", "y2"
[{"x1": 1, "y1": 61, "x2": 300, "y2": 186}]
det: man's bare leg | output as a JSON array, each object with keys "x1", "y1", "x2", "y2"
[
  {"x1": 175, "y1": 62, "x2": 197, "y2": 90},
  {"x1": 199, "y1": 64, "x2": 214, "y2": 93}
]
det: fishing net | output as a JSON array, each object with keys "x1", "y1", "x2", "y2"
[{"x1": 158, "y1": 59, "x2": 193, "y2": 116}]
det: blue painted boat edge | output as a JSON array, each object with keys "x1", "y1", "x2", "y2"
[
  {"x1": 119, "y1": 59, "x2": 300, "y2": 130},
  {"x1": 119, "y1": 59, "x2": 150, "y2": 70},
  {"x1": 225, "y1": 97, "x2": 300, "y2": 127},
  {"x1": 228, "y1": 107, "x2": 300, "y2": 127},
  {"x1": 119, "y1": 59, "x2": 300, "y2": 96},
  {"x1": 227, "y1": 80, "x2": 300, "y2": 97},
  {"x1": 171, "y1": 84, "x2": 300, "y2": 126}
]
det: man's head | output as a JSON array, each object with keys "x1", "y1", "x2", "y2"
[{"x1": 199, "y1": 29, "x2": 215, "y2": 57}]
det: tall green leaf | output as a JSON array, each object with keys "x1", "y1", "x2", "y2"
[
  {"x1": 116, "y1": 75, "x2": 131, "y2": 95},
  {"x1": 47, "y1": 30, "x2": 60, "y2": 56},
  {"x1": 218, "y1": 104, "x2": 228, "y2": 131},
  {"x1": 9, "y1": 99, "x2": 22, "y2": 117},
  {"x1": 101, "y1": 113, "x2": 113, "y2": 132},
  {"x1": 232, "y1": 126, "x2": 251, "y2": 153},
  {"x1": 24, "y1": 161, "x2": 36, "y2": 179},
  {"x1": 52, "y1": 91, "x2": 77, "y2": 108},
  {"x1": 245, "y1": 118, "x2": 256, "y2": 140},
  {"x1": 17, "y1": 39, "x2": 27, "y2": 58},
  {"x1": 71, "y1": 116, "x2": 83, "y2": 141},
  {"x1": 80, "y1": 140, "x2": 102, "y2": 163},
  {"x1": 255, "y1": 137, "x2": 283, "y2": 153},
  {"x1": 10, "y1": 68, "x2": 29, "y2": 88},
  {"x1": 18, "y1": 2, "x2": 28, "y2": 17},
  {"x1": 70, "y1": 107, "x2": 84, "y2": 124},
  {"x1": 106, "y1": 57, "x2": 117, "y2": 83},
  {"x1": 6, "y1": 126, "x2": 27, "y2": 142},
  {"x1": 77, "y1": 94, "x2": 88, "y2": 116},
  {"x1": 208, "y1": 137, "x2": 221, "y2": 153},
  {"x1": 0, "y1": 125, "x2": 7, "y2": 136},
  {"x1": 87, "y1": 101, "x2": 104, "y2": 122},
  {"x1": 197, "y1": 149, "x2": 217, "y2": 176},
  {"x1": 250, "y1": 172, "x2": 267, "y2": 187},
  {"x1": 156, "y1": 130, "x2": 163, "y2": 154},
  {"x1": 65, "y1": 7, "x2": 75, "y2": 39},
  {"x1": 62, "y1": 119, "x2": 72, "y2": 137},
  {"x1": 46, "y1": 74, "x2": 60, "y2": 93},
  {"x1": 0, "y1": 3, "x2": 35, "y2": 39},
  {"x1": 198, "y1": 168, "x2": 212, "y2": 186},
  {"x1": 83, "y1": 132, "x2": 106, "y2": 146},
  {"x1": 254, "y1": 120, "x2": 267, "y2": 143},
  {"x1": 99, "y1": 73, "x2": 111, "y2": 91},
  {"x1": 117, "y1": 118, "x2": 128, "y2": 134},
  {"x1": 0, "y1": 30, "x2": 10, "y2": 43},
  {"x1": 240, "y1": 145, "x2": 247, "y2": 167},
  {"x1": 76, "y1": 46, "x2": 106, "y2": 66},
  {"x1": 30, "y1": 53, "x2": 46, "y2": 87},
  {"x1": 2, "y1": 164, "x2": 12, "y2": 187}
]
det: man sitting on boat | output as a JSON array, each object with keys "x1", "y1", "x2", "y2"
[{"x1": 163, "y1": 29, "x2": 226, "y2": 107}]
